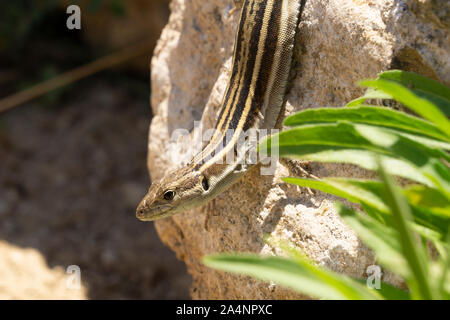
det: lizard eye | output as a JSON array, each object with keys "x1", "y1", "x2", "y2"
[
  {"x1": 201, "y1": 176, "x2": 209, "y2": 191},
  {"x1": 163, "y1": 190, "x2": 175, "y2": 201}
]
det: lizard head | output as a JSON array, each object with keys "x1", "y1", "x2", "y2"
[{"x1": 136, "y1": 167, "x2": 210, "y2": 221}]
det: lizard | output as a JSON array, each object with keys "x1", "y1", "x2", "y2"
[{"x1": 137, "y1": 0, "x2": 306, "y2": 221}]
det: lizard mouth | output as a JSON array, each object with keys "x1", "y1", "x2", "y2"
[{"x1": 136, "y1": 203, "x2": 172, "y2": 221}]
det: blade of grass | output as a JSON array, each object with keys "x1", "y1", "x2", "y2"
[
  {"x1": 336, "y1": 203, "x2": 409, "y2": 278},
  {"x1": 359, "y1": 79, "x2": 450, "y2": 137},
  {"x1": 378, "y1": 70, "x2": 450, "y2": 102},
  {"x1": 404, "y1": 185, "x2": 450, "y2": 217},
  {"x1": 280, "y1": 148, "x2": 432, "y2": 186},
  {"x1": 284, "y1": 177, "x2": 449, "y2": 242},
  {"x1": 413, "y1": 90, "x2": 450, "y2": 117},
  {"x1": 377, "y1": 159, "x2": 436, "y2": 299},
  {"x1": 395, "y1": 131, "x2": 450, "y2": 150},
  {"x1": 270, "y1": 238, "x2": 407, "y2": 300},
  {"x1": 283, "y1": 177, "x2": 389, "y2": 214},
  {"x1": 262, "y1": 123, "x2": 446, "y2": 187},
  {"x1": 346, "y1": 88, "x2": 392, "y2": 107},
  {"x1": 203, "y1": 253, "x2": 374, "y2": 299},
  {"x1": 438, "y1": 230, "x2": 450, "y2": 296},
  {"x1": 284, "y1": 106, "x2": 448, "y2": 142}
]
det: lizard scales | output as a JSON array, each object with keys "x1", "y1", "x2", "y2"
[{"x1": 137, "y1": 0, "x2": 303, "y2": 221}]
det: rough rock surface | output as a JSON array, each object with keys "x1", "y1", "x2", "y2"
[{"x1": 148, "y1": 0, "x2": 449, "y2": 299}]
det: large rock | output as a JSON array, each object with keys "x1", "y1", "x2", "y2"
[{"x1": 147, "y1": 0, "x2": 449, "y2": 299}]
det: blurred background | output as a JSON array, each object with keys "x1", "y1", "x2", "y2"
[{"x1": 0, "y1": 0, "x2": 192, "y2": 299}]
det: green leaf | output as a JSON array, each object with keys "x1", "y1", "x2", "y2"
[
  {"x1": 262, "y1": 122, "x2": 448, "y2": 188},
  {"x1": 284, "y1": 148, "x2": 432, "y2": 186},
  {"x1": 336, "y1": 203, "x2": 410, "y2": 278},
  {"x1": 271, "y1": 238, "x2": 409, "y2": 300},
  {"x1": 405, "y1": 185, "x2": 450, "y2": 218},
  {"x1": 204, "y1": 254, "x2": 365, "y2": 299},
  {"x1": 413, "y1": 90, "x2": 450, "y2": 117},
  {"x1": 284, "y1": 177, "x2": 449, "y2": 242},
  {"x1": 283, "y1": 177, "x2": 389, "y2": 214},
  {"x1": 353, "y1": 123, "x2": 449, "y2": 163},
  {"x1": 439, "y1": 231, "x2": 450, "y2": 296},
  {"x1": 346, "y1": 88, "x2": 392, "y2": 107},
  {"x1": 395, "y1": 131, "x2": 450, "y2": 151},
  {"x1": 359, "y1": 79, "x2": 450, "y2": 137},
  {"x1": 409, "y1": 205, "x2": 450, "y2": 240},
  {"x1": 284, "y1": 106, "x2": 448, "y2": 142},
  {"x1": 378, "y1": 70, "x2": 450, "y2": 102},
  {"x1": 377, "y1": 160, "x2": 437, "y2": 299},
  {"x1": 347, "y1": 70, "x2": 450, "y2": 115},
  {"x1": 353, "y1": 279, "x2": 411, "y2": 300}
]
